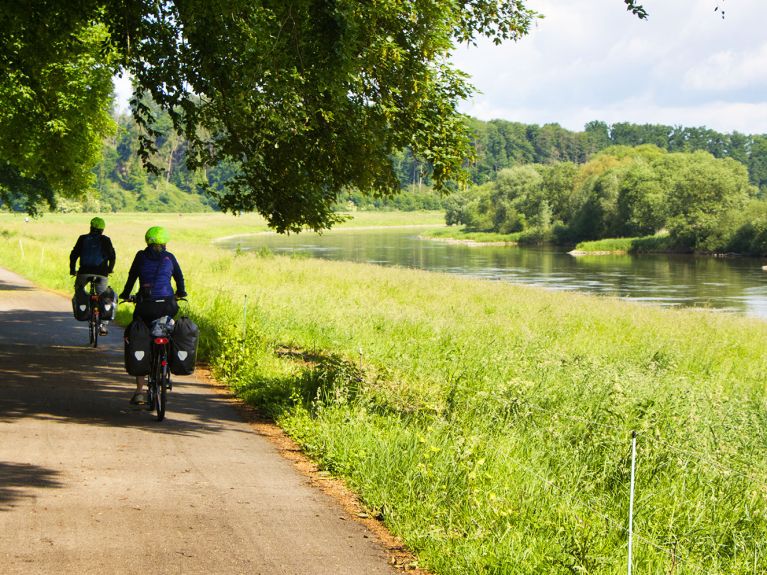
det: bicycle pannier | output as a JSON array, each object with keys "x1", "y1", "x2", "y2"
[
  {"x1": 98, "y1": 287, "x2": 116, "y2": 321},
  {"x1": 72, "y1": 289, "x2": 89, "y2": 321},
  {"x1": 170, "y1": 317, "x2": 199, "y2": 375},
  {"x1": 124, "y1": 320, "x2": 151, "y2": 376}
]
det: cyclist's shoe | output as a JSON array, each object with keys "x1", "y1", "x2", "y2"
[{"x1": 130, "y1": 392, "x2": 146, "y2": 405}]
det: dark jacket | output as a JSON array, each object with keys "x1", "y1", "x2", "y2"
[
  {"x1": 120, "y1": 247, "x2": 186, "y2": 300},
  {"x1": 69, "y1": 231, "x2": 116, "y2": 276}
]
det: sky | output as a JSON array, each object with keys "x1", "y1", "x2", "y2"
[{"x1": 451, "y1": 0, "x2": 767, "y2": 134}]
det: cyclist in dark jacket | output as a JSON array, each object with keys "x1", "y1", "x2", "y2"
[
  {"x1": 70, "y1": 217, "x2": 116, "y2": 334},
  {"x1": 119, "y1": 226, "x2": 187, "y2": 404}
]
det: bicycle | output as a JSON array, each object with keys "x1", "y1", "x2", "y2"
[
  {"x1": 122, "y1": 296, "x2": 185, "y2": 422},
  {"x1": 82, "y1": 275, "x2": 108, "y2": 348}
]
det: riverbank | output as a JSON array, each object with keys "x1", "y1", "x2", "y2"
[
  {"x1": 1, "y1": 212, "x2": 766, "y2": 574},
  {"x1": 570, "y1": 234, "x2": 692, "y2": 255},
  {"x1": 419, "y1": 228, "x2": 519, "y2": 246}
]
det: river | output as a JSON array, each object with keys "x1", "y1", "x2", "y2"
[{"x1": 217, "y1": 227, "x2": 767, "y2": 319}]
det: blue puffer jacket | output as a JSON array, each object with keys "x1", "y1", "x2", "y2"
[{"x1": 120, "y1": 247, "x2": 186, "y2": 300}]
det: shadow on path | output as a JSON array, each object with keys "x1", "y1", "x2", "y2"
[
  {"x1": 0, "y1": 309, "x2": 245, "y2": 438},
  {"x1": 0, "y1": 281, "x2": 32, "y2": 291},
  {"x1": 0, "y1": 461, "x2": 62, "y2": 511}
]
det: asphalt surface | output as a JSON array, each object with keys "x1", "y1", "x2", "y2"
[{"x1": 0, "y1": 267, "x2": 396, "y2": 574}]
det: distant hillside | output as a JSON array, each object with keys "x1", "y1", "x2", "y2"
[
  {"x1": 54, "y1": 112, "x2": 767, "y2": 214},
  {"x1": 461, "y1": 119, "x2": 767, "y2": 192}
]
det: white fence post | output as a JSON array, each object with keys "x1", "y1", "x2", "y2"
[{"x1": 628, "y1": 430, "x2": 637, "y2": 575}]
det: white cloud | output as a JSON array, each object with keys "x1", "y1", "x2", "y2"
[
  {"x1": 453, "y1": 0, "x2": 767, "y2": 134},
  {"x1": 684, "y1": 43, "x2": 767, "y2": 91}
]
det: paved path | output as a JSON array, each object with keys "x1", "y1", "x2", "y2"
[{"x1": 0, "y1": 268, "x2": 396, "y2": 574}]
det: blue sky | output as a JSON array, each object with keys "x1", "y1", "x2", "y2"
[{"x1": 452, "y1": 0, "x2": 767, "y2": 134}]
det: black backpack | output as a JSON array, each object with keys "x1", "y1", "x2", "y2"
[
  {"x1": 170, "y1": 317, "x2": 199, "y2": 375},
  {"x1": 80, "y1": 235, "x2": 106, "y2": 268},
  {"x1": 124, "y1": 320, "x2": 151, "y2": 376}
]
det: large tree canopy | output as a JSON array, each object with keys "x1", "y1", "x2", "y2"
[{"x1": 0, "y1": 0, "x2": 646, "y2": 230}]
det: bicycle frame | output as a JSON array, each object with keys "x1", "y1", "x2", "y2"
[
  {"x1": 147, "y1": 335, "x2": 171, "y2": 421},
  {"x1": 85, "y1": 276, "x2": 104, "y2": 348},
  {"x1": 120, "y1": 295, "x2": 185, "y2": 422}
]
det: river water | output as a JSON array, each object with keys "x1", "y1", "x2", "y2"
[{"x1": 217, "y1": 227, "x2": 767, "y2": 319}]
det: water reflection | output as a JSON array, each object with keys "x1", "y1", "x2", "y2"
[{"x1": 218, "y1": 229, "x2": 767, "y2": 318}]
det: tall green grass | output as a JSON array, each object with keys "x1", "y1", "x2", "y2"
[
  {"x1": 575, "y1": 234, "x2": 683, "y2": 254},
  {"x1": 1, "y1": 213, "x2": 766, "y2": 574},
  {"x1": 422, "y1": 228, "x2": 521, "y2": 243}
]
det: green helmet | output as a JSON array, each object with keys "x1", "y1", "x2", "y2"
[
  {"x1": 145, "y1": 226, "x2": 169, "y2": 245},
  {"x1": 90, "y1": 217, "x2": 106, "y2": 230}
]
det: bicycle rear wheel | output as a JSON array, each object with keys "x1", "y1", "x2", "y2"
[
  {"x1": 154, "y1": 372, "x2": 166, "y2": 421},
  {"x1": 88, "y1": 313, "x2": 97, "y2": 346},
  {"x1": 151, "y1": 347, "x2": 166, "y2": 421},
  {"x1": 92, "y1": 311, "x2": 99, "y2": 348}
]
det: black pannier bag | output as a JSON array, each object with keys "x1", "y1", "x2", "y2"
[
  {"x1": 72, "y1": 289, "x2": 90, "y2": 321},
  {"x1": 98, "y1": 287, "x2": 116, "y2": 321},
  {"x1": 124, "y1": 320, "x2": 151, "y2": 376},
  {"x1": 170, "y1": 317, "x2": 199, "y2": 375}
]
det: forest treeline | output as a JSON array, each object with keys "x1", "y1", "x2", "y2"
[
  {"x1": 12, "y1": 110, "x2": 767, "y2": 227},
  {"x1": 446, "y1": 144, "x2": 767, "y2": 254},
  {"x1": 396, "y1": 118, "x2": 767, "y2": 191}
]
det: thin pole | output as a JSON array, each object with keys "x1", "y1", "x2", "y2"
[
  {"x1": 242, "y1": 294, "x2": 248, "y2": 341},
  {"x1": 19, "y1": 239, "x2": 24, "y2": 259},
  {"x1": 628, "y1": 430, "x2": 637, "y2": 575}
]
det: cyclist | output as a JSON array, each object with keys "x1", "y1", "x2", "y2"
[
  {"x1": 119, "y1": 226, "x2": 187, "y2": 405},
  {"x1": 70, "y1": 217, "x2": 116, "y2": 335}
]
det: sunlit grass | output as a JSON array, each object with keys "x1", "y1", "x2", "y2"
[
  {"x1": 575, "y1": 233, "x2": 679, "y2": 254},
  {"x1": 421, "y1": 227, "x2": 521, "y2": 243},
  {"x1": 573, "y1": 237, "x2": 637, "y2": 253},
  {"x1": 1, "y1": 212, "x2": 766, "y2": 574}
]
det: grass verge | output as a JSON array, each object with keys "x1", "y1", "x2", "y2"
[{"x1": 1, "y1": 212, "x2": 767, "y2": 574}]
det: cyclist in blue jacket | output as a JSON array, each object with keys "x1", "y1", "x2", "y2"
[
  {"x1": 70, "y1": 217, "x2": 116, "y2": 335},
  {"x1": 119, "y1": 226, "x2": 187, "y2": 404}
]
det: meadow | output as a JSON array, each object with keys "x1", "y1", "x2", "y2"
[{"x1": 1, "y1": 211, "x2": 767, "y2": 574}]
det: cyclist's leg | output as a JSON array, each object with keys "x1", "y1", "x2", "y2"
[
  {"x1": 73, "y1": 274, "x2": 90, "y2": 293},
  {"x1": 93, "y1": 275, "x2": 108, "y2": 295},
  {"x1": 130, "y1": 375, "x2": 146, "y2": 404},
  {"x1": 128, "y1": 306, "x2": 154, "y2": 404},
  {"x1": 89, "y1": 275, "x2": 111, "y2": 333}
]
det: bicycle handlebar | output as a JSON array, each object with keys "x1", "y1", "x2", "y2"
[{"x1": 119, "y1": 295, "x2": 188, "y2": 304}]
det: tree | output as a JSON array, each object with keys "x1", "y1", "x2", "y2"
[
  {"x1": 1, "y1": 1, "x2": 651, "y2": 229},
  {"x1": 666, "y1": 153, "x2": 756, "y2": 250},
  {"x1": 749, "y1": 136, "x2": 767, "y2": 195},
  {"x1": 615, "y1": 160, "x2": 668, "y2": 236},
  {"x1": 0, "y1": 9, "x2": 115, "y2": 212}
]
